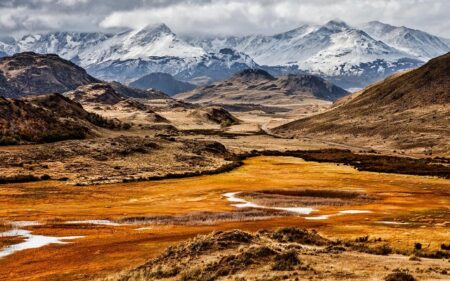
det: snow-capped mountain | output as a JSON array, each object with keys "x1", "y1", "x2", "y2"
[
  {"x1": 76, "y1": 24, "x2": 205, "y2": 67},
  {"x1": 87, "y1": 48, "x2": 258, "y2": 83},
  {"x1": 360, "y1": 21, "x2": 450, "y2": 61},
  {"x1": 189, "y1": 20, "x2": 421, "y2": 75},
  {"x1": 17, "y1": 32, "x2": 112, "y2": 63},
  {"x1": 187, "y1": 24, "x2": 321, "y2": 66},
  {"x1": 1, "y1": 20, "x2": 448, "y2": 89},
  {"x1": 1, "y1": 24, "x2": 205, "y2": 67},
  {"x1": 187, "y1": 20, "x2": 449, "y2": 88},
  {"x1": 0, "y1": 24, "x2": 251, "y2": 84},
  {"x1": 0, "y1": 36, "x2": 18, "y2": 57}
]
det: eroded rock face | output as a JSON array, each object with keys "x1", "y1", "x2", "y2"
[{"x1": 0, "y1": 52, "x2": 99, "y2": 98}]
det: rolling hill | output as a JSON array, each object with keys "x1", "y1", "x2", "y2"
[
  {"x1": 273, "y1": 52, "x2": 450, "y2": 155},
  {"x1": 129, "y1": 72, "x2": 196, "y2": 96},
  {"x1": 176, "y1": 69, "x2": 348, "y2": 106},
  {"x1": 0, "y1": 93, "x2": 120, "y2": 145},
  {"x1": 0, "y1": 52, "x2": 99, "y2": 98}
]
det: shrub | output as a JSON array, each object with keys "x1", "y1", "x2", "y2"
[
  {"x1": 0, "y1": 135, "x2": 19, "y2": 145},
  {"x1": 271, "y1": 227, "x2": 327, "y2": 246},
  {"x1": 40, "y1": 174, "x2": 51, "y2": 180},
  {"x1": 353, "y1": 244, "x2": 392, "y2": 256},
  {"x1": 0, "y1": 174, "x2": 41, "y2": 184},
  {"x1": 416, "y1": 250, "x2": 450, "y2": 259},
  {"x1": 414, "y1": 243, "x2": 422, "y2": 251},
  {"x1": 272, "y1": 250, "x2": 300, "y2": 271},
  {"x1": 355, "y1": 236, "x2": 369, "y2": 243},
  {"x1": 384, "y1": 270, "x2": 416, "y2": 281}
]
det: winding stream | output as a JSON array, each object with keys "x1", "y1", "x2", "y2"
[{"x1": 223, "y1": 192, "x2": 372, "y2": 219}]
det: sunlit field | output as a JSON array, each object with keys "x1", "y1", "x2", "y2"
[{"x1": 0, "y1": 156, "x2": 449, "y2": 280}]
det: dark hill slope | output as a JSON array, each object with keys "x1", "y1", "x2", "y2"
[
  {"x1": 0, "y1": 52, "x2": 99, "y2": 98},
  {"x1": 274, "y1": 52, "x2": 450, "y2": 155},
  {"x1": 129, "y1": 72, "x2": 196, "y2": 96},
  {"x1": 0, "y1": 93, "x2": 119, "y2": 144}
]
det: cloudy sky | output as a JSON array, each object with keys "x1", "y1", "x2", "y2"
[{"x1": 1, "y1": 0, "x2": 449, "y2": 38}]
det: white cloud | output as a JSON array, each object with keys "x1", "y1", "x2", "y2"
[
  {"x1": 0, "y1": 0, "x2": 449, "y2": 38},
  {"x1": 99, "y1": 0, "x2": 450, "y2": 37}
]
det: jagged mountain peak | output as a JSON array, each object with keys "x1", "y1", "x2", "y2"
[
  {"x1": 130, "y1": 23, "x2": 174, "y2": 40},
  {"x1": 137, "y1": 23, "x2": 172, "y2": 33},
  {"x1": 323, "y1": 19, "x2": 351, "y2": 31},
  {"x1": 273, "y1": 24, "x2": 317, "y2": 40},
  {"x1": 360, "y1": 21, "x2": 450, "y2": 60}
]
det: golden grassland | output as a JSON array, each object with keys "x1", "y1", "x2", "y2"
[{"x1": 0, "y1": 156, "x2": 449, "y2": 280}]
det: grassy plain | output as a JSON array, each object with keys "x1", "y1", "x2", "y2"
[{"x1": 0, "y1": 156, "x2": 449, "y2": 280}]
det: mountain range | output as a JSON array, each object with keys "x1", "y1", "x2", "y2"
[{"x1": 1, "y1": 20, "x2": 449, "y2": 90}]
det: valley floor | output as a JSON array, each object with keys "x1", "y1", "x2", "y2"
[
  {"x1": 0, "y1": 101, "x2": 449, "y2": 281},
  {"x1": 0, "y1": 156, "x2": 449, "y2": 280}
]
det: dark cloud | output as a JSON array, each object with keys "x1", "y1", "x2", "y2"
[{"x1": 0, "y1": 0, "x2": 449, "y2": 38}]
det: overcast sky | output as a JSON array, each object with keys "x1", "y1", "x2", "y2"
[{"x1": 1, "y1": 0, "x2": 449, "y2": 38}]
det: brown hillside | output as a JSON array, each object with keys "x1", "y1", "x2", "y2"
[
  {"x1": 176, "y1": 69, "x2": 348, "y2": 106},
  {"x1": 109, "y1": 81, "x2": 170, "y2": 100},
  {"x1": 274, "y1": 52, "x2": 450, "y2": 155},
  {"x1": 64, "y1": 83, "x2": 169, "y2": 124},
  {"x1": 0, "y1": 52, "x2": 99, "y2": 98},
  {"x1": 188, "y1": 106, "x2": 239, "y2": 127},
  {"x1": 0, "y1": 93, "x2": 120, "y2": 145}
]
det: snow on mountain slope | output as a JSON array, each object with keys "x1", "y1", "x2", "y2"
[
  {"x1": 2, "y1": 24, "x2": 205, "y2": 67},
  {"x1": 16, "y1": 32, "x2": 112, "y2": 63},
  {"x1": 302, "y1": 26, "x2": 411, "y2": 76},
  {"x1": 187, "y1": 24, "x2": 321, "y2": 66},
  {"x1": 87, "y1": 48, "x2": 257, "y2": 83},
  {"x1": 360, "y1": 21, "x2": 450, "y2": 61},
  {"x1": 77, "y1": 24, "x2": 205, "y2": 66},
  {"x1": 2, "y1": 20, "x2": 446, "y2": 89},
  {"x1": 0, "y1": 36, "x2": 18, "y2": 57},
  {"x1": 188, "y1": 20, "x2": 420, "y2": 78}
]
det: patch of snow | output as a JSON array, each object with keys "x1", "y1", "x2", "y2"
[
  {"x1": 0, "y1": 227, "x2": 83, "y2": 258},
  {"x1": 305, "y1": 210, "x2": 372, "y2": 220},
  {"x1": 304, "y1": 215, "x2": 333, "y2": 220},
  {"x1": 223, "y1": 192, "x2": 314, "y2": 215},
  {"x1": 65, "y1": 220, "x2": 121, "y2": 226},
  {"x1": 376, "y1": 221, "x2": 410, "y2": 225},
  {"x1": 360, "y1": 21, "x2": 450, "y2": 61}
]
